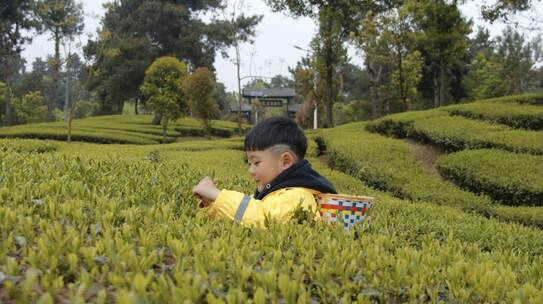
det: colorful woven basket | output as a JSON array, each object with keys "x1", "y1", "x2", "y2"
[{"x1": 316, "y1": 193, "x2": 373, "y2": 231}]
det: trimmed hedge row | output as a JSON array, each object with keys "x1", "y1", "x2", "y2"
[
  {"x1": 443, "y1": 102, "x2": 543, "y2": 130},
  {"x1": 365, "y1": 109, "x2": 445, "y2": 138},
  {"x1": 0, "y1": 115, "x2": 248, "y2": 144},
  {"x1": 0, "y1": 138, "x2": 58, "y2": 153},
  {"x1": 317, "y1": 122, "x2": 543, "y2": 228},
  {"x1": 0, "y1": 127, "x2": 161, "y2": 144},
  {"x1": 368, "y1": 113, "x2": 543, "y2": 155},
  {"x1": 478, "y1": 93, "x2": 543, "y2": 105},
  {"x1": 437, "y1": 149, "x2": 543, "y2": 206},
  {"x1": 412, "y1": 116, "x2": 543, "y2": 154}
]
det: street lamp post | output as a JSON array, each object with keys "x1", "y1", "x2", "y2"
[{"x1": 294, "y1": 45, "x2": 318, "y2": 130}]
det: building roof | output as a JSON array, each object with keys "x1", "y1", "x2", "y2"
[{"x1": 242, "y1": 88, "x2": 296, "y2": 98}]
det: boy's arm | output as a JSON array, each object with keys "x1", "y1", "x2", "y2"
[{"x1": 204, "y1": 188, "x2": 318, "y2": 227}]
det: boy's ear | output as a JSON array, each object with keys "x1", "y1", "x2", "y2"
[{"x1": 280, "y1": 151, "x2": 296, "y2": 168}]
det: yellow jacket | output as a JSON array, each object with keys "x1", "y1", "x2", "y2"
[{"x1": 204, "y1": 187, "x2": 321, "y2": 227}]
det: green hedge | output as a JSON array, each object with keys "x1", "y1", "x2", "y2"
[
  {"x1": 478, "y1": 93, "x2": 543, "y2": 105},
  {"x1": 369, "y1": 113, "x2": 543, "y2": 155},
  {"x1": 0, "y1": 115, "x2": 247, "y2": 144},
  {"x1": 2, "y1": 145, "x2": 543, "y2": 302},
  {"x1": 412, "y1": 116, "x2": 543, "y2": 154},
  {"x1": 437, "y1": 149, "x2": 543, "y2": 206},
  {"x1": 0, "y1": 138, "x2": 58, "y2": 153},
  {"x1": 0, "y1": 127, "x2": 161, "y2": 144},
  {"x1": 317, "y1": 122, "x2": 543, "y2": 228},
  {"x1": 443, "y1": 102, "x2": 543, "y2": 130},
  {"x1": 365, "y1": 109, "x2": 445, "y2": 138}
]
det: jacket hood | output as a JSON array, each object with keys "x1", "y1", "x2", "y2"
[{"x1": 253, "y1": 159, "x2": 337, "y2": 200}]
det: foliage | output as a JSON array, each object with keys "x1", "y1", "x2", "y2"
[
  {"x1": 410, "y1": 115, "x2": 543, "y2": 155},
  {"x1": 351, "y1": 6, "x2": 422, "y2": 116},
  {"x1": 12, "y1": 91, "x2": 48, "y2": 124},
  {"x1": 407, "y1": 0, "x2": 472, "y2": 108},
  {"x1": 312, "y1": 6, "x2": 348, "y2": 127},
  {"x1": 0, "y1": 0, "x2": 36, "y2": 68},
  {"x1": 495, "y1": 26, "x2": 542, "y2": 94},
  {"x1": 443, "y1": 101, "x2": 543, "y2": 130},
  {"x1": 365, "y1": 109, "x2": 444, "y2": 138},
  {"x1": 464, "y1": 51, "x2": 507, "y2": 100},
  {"x1": 0, "y1": 138, "x2": 57, "y2": 153},
  {"x1": 84, "y1": 0, "x2": 260, "y2": 115},
  {"x1": 0, "y1": 115, "x2": 245, "y2": 144},
  {"x1": 333, "y1": 99, "x2": 369, "y2": 125},
  {"x1": 184, "y1": 67, "x2": 218, "y2": 133},
  {"x1": 2, "y1": 137, "x2": 543, "y2": 302},
  {"x1": 437, "y1": 149, "x2": 543, "y2": 206},
  {"x1": 478, "y1": 93, "x2": 543, "y2": 105},
  {"x1": 141, "y1": 56, "x2": 188, "y2": 143},
  {"x1": 367, "y1": 106, "x2": 543, "y2": 155},
  {"x1": 391, "y1": 51, "x2": 422, "y2": 110}
]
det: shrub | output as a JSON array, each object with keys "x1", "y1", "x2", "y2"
[
  {"x1": 443, "y1": 102, "x2": 543, "y2": 130},
  {"x1": 437, "y1": 149, "x2": 543, "y2": 206}
]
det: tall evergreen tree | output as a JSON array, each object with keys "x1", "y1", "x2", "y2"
[{"x1": 36, "y1": 0, "x2": 84, "y2": 120}]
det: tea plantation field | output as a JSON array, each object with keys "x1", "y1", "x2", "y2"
[
  {"x1": 0, "y1": 115, "x2": 247, "y2": 144},
  {"x1": 1, "y1": 96, "x2": 543, "y2": 303}
]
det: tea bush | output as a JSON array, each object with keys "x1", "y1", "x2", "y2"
[
  {"x1": 443, "y1": 102, "x2": 543, "y2": 130},
  {"x1": 437, "y1": 149, "x2": 543, "y2": 206}
]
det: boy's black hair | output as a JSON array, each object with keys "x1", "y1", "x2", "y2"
[{"x1": 244, "y1": 116, "x2": 307, "y2": 160}]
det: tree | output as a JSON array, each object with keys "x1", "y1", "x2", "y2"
[
  {"x1": 269, "y1": 75, "x2": 294, "y2": 88},
  {"x1": 464, "y1": 52, "x2": 507, "y2": 100},
  {"x1": 352, "y1": 11, "x2": 393, "y2": 118},
  {"x1": 141, "y1": 56, "x2": 188, "y2": 144},
  {"x1": 36, "y1": 0, "x2": 84, "y2": 121},
  {"x1": 407, "y1": 0, "x2": 471, "y2": 107},
  {"x1": 312, "y1": 6, "x2": 347, "y2": 127},
  {"x1": 243, "y1": 78, "x2": 269, "y2": 90},
  {"x1": 495, "y1": 26, "x2": 542, "y2": 94},
  {"x1": 337, "y1": 63, "x2": 369, "y2": 103},
  {"x1": 184, "y1": 67, "x2": 218, "y2": 135},
  {"x1": 265, "y1": 0, "x2": 393, "y2": 126},
  {"x1": 12, "y1": 91, "x2": 48, "y2": 124},
  {"x1": 84, "y1": 0, "x2": 260, "y2": 119},
  {"x1": 481, "y1": 0, "x2": 534, "y2": 22},
  {"x1": 0, "y1": 0, "x2": 37, "y2": 125},
  {"x1": 391, "y1": 51, "x2": 422, "y2": 110}
]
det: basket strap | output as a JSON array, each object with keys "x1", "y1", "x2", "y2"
[{"x1": 234, "y1": 194, "x2": 251, "y2": 222}]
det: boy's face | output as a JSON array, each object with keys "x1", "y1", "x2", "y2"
[{"x1": 246, "y1": 147, "x2": 295, "y2": 192}]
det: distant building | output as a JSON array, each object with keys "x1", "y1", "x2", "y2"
[{"x1": 231, "y1": 88, "x2": 300, "y2": 123}]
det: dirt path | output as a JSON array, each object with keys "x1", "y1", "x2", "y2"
[{"x1": 404, "y1": 139, "x2": 444, "y2": 176}]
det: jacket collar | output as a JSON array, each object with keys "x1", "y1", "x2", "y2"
[{"x1": 253, "y1": 159, "x2": 337, "y2": 200}]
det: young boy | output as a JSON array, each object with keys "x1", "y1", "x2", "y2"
[{"x1": 192, "y1": 116, "x2": 337, "y2": 227}]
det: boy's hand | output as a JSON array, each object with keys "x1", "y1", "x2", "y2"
[{"x1": 192, "y1": 177, "x2": 220, "y2": 207}]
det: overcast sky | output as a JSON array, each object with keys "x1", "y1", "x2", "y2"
[{"x1": 20, "y1": 0, "x2": 540, "y2": 92}]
